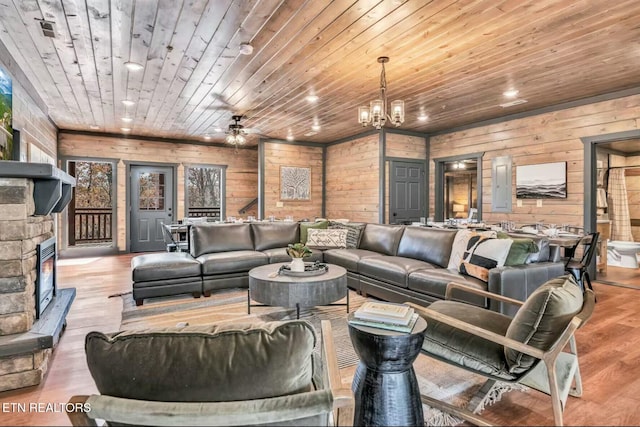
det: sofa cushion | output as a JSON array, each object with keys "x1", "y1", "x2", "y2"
[
  {"x1": 300, "y1": 220, "x2": 329, "y2": 244},
  {"x1": 397, "y1": 227, "x2": 458, "y2": 268},
  {"x1": 251, "y1": 222, "x2": 300, "y2": 251},
  {"x1": 447, "y1": 230, "x2": 497, "y2": 269},
  {"x1": 306, "y1": 229, "x2": 348, "y2": 249},
  {"x1": 459, "y1": 237, "x2": 513, "y2": 282},
  {"x1": 408, "y1": 268, "x2": 486, "y2": 306},
  {"x1": 198, "y1": 250, "x2": 268, "y2": 275},
  {"x1": 422, "y1": 301, "x2": 514, "y2": 380},
  {"x1": 262, "y1": 247, "x2": 324, "y2": 264},
  {"x1": 359, "y1": 224, "x2": 405, "y2": 256},
  {"x1": 323, "y1": 248, "x2": 381, "y2": 272},
  {"x1": 131, "y1": 252, "x2": 201, "y2": 282},
  {"x1": 328, "y1": 222, "x2": 366, "y2": 248},
  {"x1": 85, "y1": 321, "x2": 316, "y2": 402},
  {"x1": 505, "y1": 275, "x2": 583, "y2": 374},
  {"x1": 358, "y1": 256, "x2": 435, "y2": 288},
  {"x1": 190, "y1": 223, "x2": 254, "y2": 257}
]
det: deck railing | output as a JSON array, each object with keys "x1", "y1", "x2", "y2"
[
  {"x1": 71, "y1": 208, "x2": 112, "y2": 244},
  {"x1": 186, "y1": 207, "x2": 221, "y2": 220}
]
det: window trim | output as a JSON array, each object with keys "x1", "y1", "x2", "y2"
[{"x1": 183, "y1": 163, "x2": 227, "y2": 220}]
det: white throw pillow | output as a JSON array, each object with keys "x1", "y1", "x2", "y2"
[
  {"x1": 447, "y1": 229, "x2": 496, "y2": 270},
  {"x1": 306, "y1": 229, "x2": 348, "y2": 249}
]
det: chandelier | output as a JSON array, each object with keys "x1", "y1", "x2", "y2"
[
  {"x1": 358, "y1": 57, "x2": 404, "y2": 129},
  {"x1": 225, "y1": 115, "x2": 247, "y2": 146}
]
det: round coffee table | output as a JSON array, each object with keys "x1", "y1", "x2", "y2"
[{"x1": 248, "y1": 263, "x2": 348, "y2": 319}]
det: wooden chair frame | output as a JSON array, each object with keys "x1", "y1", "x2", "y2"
[
  {"x1": 67, "y1": 320, "x2": 353, "y2": 426},
  {"x1": 407, "y1": 282, "x2": 595, "y2": 427}
]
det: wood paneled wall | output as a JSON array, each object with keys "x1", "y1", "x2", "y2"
[
  {"x1": 262, "y1": 142, "x2": 323, "y2": 221},
  {"x1": 384, "y1": 133, "x2": 427, "y2": 222},
  {"x1": 58, "y1": 133, "x2": 258, "y2": 250},
  {"x1": 10, "y1": 79, "x2": 57, "y2": 161},
  {"x1": 326, "y1": 134, "x2": 379, "y2": 222},
  {"x1": 430, "y1": 94, "x2": 640, "y2": 228}
]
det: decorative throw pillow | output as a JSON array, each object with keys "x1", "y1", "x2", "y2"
[
  {"x1": 300, "y1": 220, "x2": 328, "y2": 244},
  {"x1": 499, "y1": 236, "x2": 539, "y2": 266},
  {"x1": 459, "y1": 236, "x2": 513, "y2": 282},
  {"x1": 447, "y1": 229, "x2": 497, "y2": 270},
  {"x1": 328, "y1": 221, "x2": 366, "y2": 248},
  {"x1": 306, "y1": 229, "x2": 348, "y2": 249}
]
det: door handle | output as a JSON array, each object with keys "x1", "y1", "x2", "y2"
[
  {"x1": 393, "y1": 212, "x2": 397, "y2": 217},
  {"x1": 168, "y1": 213, "x2": 172, "y2": 217}
]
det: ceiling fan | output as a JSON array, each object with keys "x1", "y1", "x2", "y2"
[{"x1": 225, "y1": 115, "x2": 248, "y2": 146}]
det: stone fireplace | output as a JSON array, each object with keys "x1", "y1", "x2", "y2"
[{"x1": 0, "y1": 162, "x2": 75, "y2": 392}]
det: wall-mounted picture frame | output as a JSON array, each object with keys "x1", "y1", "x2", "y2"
[
  {"x1": 516, "y1": 161, "x2": 567, "y2": 199},
  {"x1": 0, "y1": 63, "x2": 13, "y2": 160},
  {"x1": 280, "y1": 166, "x2": 311, "y2": 201}
]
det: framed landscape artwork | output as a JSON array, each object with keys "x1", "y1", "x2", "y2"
[
  {"x1": 516, "y1": 162, "x2": 567, "y2": 199},
  {"x1": 280, "y1": 166, "x2": 311, "y2": 200},
  {"x1": 0, "y1": 63, "x2": 12, "y2": 160}
]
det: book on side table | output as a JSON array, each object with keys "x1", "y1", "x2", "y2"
[{"x1": 349, "y1": 301, "x2": 419, "y2": 333}]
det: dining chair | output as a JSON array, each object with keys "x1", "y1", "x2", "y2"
[
  {"x1": 564, "y1": 232, "x2": 599, "y2": 297},
  {"x1": 407, "y1": 276, "x2": 595, "y2": 426},
  {"x1": 161, "y1": 222, "x2": 189, "y2": 252}
]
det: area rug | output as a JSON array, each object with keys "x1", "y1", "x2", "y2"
[{"x1": 119, "y1": 289, "x2": 526, "y2": 425}]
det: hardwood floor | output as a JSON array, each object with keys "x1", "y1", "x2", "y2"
[{"x1": 1, "y1": 253, "x2": 639, "y2": 426}]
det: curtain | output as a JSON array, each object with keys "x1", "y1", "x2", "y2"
[{"x1": 607, "y1": 169, "x2": 633, "y2": 241}]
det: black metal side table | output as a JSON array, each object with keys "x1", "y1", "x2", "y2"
[{"x1": 348, "y1": 313, "x2": 427, "y2": 426}]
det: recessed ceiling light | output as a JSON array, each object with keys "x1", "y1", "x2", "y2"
[
  {"x1": 89, "y1": 124, "x2": 99, "y2": 130},
  {"x1": 213, "y1": 127, "x2": 222, "y2": 132},
  {"x1": 286, "y1": 135, "x2": 294, "y2": 141},
  {"x1": 121, "y1": 127, "x2": 131, "y2": 132},
  {"x1": 203, "y1": 135, "x2": 212, "y2": 140},
  {"x1": 122, "y1": 100, "x2": 135, "y2": 107},
  {"x1": 418, "y1": 114, "x2": 429, "y2": 122},
  {"x1": 311, "y1": 124, "x2": 321, "y2": 132},
  {"x1": 503, "y1": 89, "x2": 519, "y2": 98},
  {"x1": 306, "y1": 95, "x2": 319, "y2": 102},
  {"x1": 239, "y1": 43, "x2": 253, "y2": 55},
  {"x1": 124, "y1": 61, "x2": 144, "y2": 71},
  {"x1": 121, "y1": 117, "x2": 133, "y2": 123}
]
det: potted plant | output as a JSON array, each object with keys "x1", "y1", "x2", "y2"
[{"x1": 286, "y1": 243, "x2": 312, "y2": 272}]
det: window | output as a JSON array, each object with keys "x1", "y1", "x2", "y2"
[{"x1": 185, "y1": 165, "x2": 225, "y2": 220}]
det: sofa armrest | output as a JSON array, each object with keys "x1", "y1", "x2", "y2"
[{"x1": 487, "y1": 262, "x2": 566, "y2": 316}]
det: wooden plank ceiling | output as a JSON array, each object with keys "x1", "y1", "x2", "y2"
[{"x1": 2, "y1": 0, "x2": 640, "y2": 146}]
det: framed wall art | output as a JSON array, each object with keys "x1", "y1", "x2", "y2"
[
  {"x1": 280, "y1": 166, "x2": 311, "y2": 201},
  {"x1": 0, "y1": 62, "x2": 13, "y2": 160},
  {"x1": 516, "y1": 161, "x2": 567, "y2": 199}
]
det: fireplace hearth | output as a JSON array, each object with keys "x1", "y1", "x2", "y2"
[{"x1": 36, "y1": 236, "x2": 56, "y2": 319}]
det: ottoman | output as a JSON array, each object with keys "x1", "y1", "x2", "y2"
[{"x1": 131, "y1": 253, "x2": 202, "y2": 306}]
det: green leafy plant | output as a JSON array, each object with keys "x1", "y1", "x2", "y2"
[{"x1": 286, "y1": 243, "x2": 312, "y2": 259}]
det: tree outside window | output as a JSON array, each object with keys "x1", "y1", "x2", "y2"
[{"x1": 186, "y1": 166, "x2": 223, "y2": 219}]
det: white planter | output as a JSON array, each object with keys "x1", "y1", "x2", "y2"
[{"x1": 290, "y1": 257, "x2": 305, "y2": 272}]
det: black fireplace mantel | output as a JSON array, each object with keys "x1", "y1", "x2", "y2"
[{"x1": 0, "y1": 161, "x2": 76, "y2": 215}]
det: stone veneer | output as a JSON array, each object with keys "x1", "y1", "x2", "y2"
[{"x1": 0, "y1": 177, "x2": 55, "y2": 391}]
